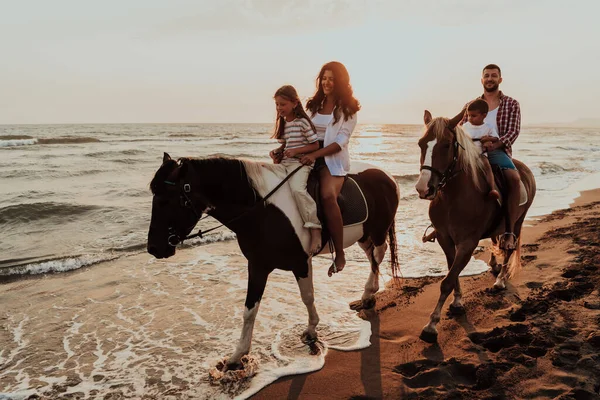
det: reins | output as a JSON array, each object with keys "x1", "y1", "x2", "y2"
[{"x1": 168, "y1": 163, "x2": 305, "y2": 245}]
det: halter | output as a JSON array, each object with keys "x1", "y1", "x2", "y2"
[
  {"x1": 163, "y1": 163, "x2": 304, "y2": 247},
  {"x1": 419, "y1": 126, "x2": 464, "y2": 191}
]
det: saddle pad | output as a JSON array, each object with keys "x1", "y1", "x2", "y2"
[
  {"x1": 338, "y1": 176, "x2": 368, "y2": 227},
  {"x1": 495, "y1": 180, "x2": 528, "y2": 207},
  {"x1": 307, "y1": 174, "x2": 368, "y2": 228}
]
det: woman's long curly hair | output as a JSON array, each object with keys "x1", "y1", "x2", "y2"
[
  {"x1": 272, "y1": 85, "x2": 317, "y2": 140},
  {"x1": 306, "y1": 61, "x2": 360, "y2": 124}
]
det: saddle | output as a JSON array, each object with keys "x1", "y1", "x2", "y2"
[
  {"x1": 484, "y1": 165, "x2": 528, "y2": 238},
  {"x1": 306, "y1": 171, "x2": 368, "y2": 229},
  {"x1": 492, "y1": 166, "x2": 528, "y2": 207}
]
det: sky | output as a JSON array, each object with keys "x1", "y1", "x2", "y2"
[{"x1": 1, "y1": 0, "x2": 599, "y2": 125}]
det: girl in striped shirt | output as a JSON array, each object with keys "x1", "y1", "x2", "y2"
[{"x1": 270, "y1": 85, "x2": 322, "y2": 255}]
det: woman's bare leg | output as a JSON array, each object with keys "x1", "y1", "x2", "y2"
[{"x1": 319, "y1": 167, "x2": 345, "y2": 275}]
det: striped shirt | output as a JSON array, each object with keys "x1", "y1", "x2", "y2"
[
  {"x1": 461, "y1": 91, "x2": 521, "y2": 157},
  {"x1": 277, "y1": 118, "x2": 318, "y2": 156}
]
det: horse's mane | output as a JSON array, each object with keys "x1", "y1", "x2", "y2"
[
  {"x1": 241, "y1": 160, "x2": 286, "y2": 200},
  {"x1": 429, "y1": 117, "x2": 486, "y2": 192}
]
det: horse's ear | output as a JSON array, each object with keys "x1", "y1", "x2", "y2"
[
  {"x1": 424, "y1": 110, "x2": 433, "y2": 125},
  {"x1": 163, "y1": 152, "x2": 171, "y2": 163},
  {"x1": 448, "y1": 108, "x2": 466, "y2": 129}
]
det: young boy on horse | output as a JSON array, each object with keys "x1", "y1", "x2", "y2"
[
  {"x1": 270, "y1": 85, "x2": 322, "y2": 255},
  {"x1": 462, "y1": 99, "x2": 501, "y2": 200}
]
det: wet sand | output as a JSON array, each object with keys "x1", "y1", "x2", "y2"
[
  {"x1": 2, "y1": 190, "x2": 599, "y2": 399},
  {"x1": 253, "y1": 189, "x2": 600, "y2": 399}
]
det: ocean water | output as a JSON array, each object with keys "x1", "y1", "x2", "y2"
[{"x1": 1, "y1": 123, "x2": 599, "y2": 398}]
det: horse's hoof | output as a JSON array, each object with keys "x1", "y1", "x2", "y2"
[
  {"x1": 350, "y1": 297, "x2": 376, "y2": 311},
  {"x1": 449, "y1": 304, "x2": 466, "y2": 315},
  {"x1": 222, "y1": 361, "x2": 243, "y2": 372},
  {"x1": 419, "y1": 330, "x2": 438, "y2": 343},
  {"x1": 301, "y1": 331, "x2": 317, "y2": 344}
]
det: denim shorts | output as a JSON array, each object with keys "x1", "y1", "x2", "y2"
[{"x1": 487, "y1": 149, "x2": 516, "y2": 170}]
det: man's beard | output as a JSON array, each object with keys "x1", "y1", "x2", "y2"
[{"x1": 484, "y1": 83, "x2": 499, "y2": 92}]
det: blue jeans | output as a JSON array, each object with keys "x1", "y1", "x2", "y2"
[{"x1": 487, "y1": 149, "x2": 516, "y2": 170}]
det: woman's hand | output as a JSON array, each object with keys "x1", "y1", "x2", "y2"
[{"x1": 300, "y1": 153, "x2": 316, "y2": 166}]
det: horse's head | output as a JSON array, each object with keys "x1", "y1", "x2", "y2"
[
  {"x1": 415, "y1": 109, "x2": 465, "y2": 199},
  {"x1": 147, "y1": 153, "x2": 205, "y2": 258}
]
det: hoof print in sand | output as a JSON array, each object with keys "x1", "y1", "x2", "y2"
[
  {"x1": 468, "y1": 324, "x2": 532, "y2": 353},
  {"x1": 394, "y1": 358, "x2": 478, "y2": 389},
  {"x1": 509, "y1": 299, "x2": 549, "y2": 322}
]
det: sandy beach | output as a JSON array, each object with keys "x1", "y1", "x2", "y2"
[
  {"x1": 1, "y1": 181, "x2": 598, "y2": 399},
  {"x1": 252, "y1": 189, "x2": 600, "y2": 399}
]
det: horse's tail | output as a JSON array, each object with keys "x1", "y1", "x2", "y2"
[
  {"x1": 387, "y1": 220, "x2": 401, "y2": 282},
  {"x1": 506, "y1": 236, "x2": 522, "y2": 279}
]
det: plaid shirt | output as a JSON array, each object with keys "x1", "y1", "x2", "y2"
[{"x1": 461, "y1": 91, "x2": 521, "y2": 157}]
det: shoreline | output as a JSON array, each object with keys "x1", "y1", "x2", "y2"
[{"x1": 252, "y1": 189, "x2": 600, "y2": 399}]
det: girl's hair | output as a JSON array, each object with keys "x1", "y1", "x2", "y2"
[
  {"x1": 306, "y1": 61, "x2": 361, "y2": 124},
  {"x1": 272, "y1": 85, "x2": 317, "y2": 140}
]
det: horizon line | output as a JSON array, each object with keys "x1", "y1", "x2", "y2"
[{"x1": 1, "y1": 121, "x2": 598, "y2": 127}]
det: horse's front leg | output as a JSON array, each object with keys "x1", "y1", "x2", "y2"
[
  {"x1": 225, "y1": 266, "x2": 268, "y2": 371},
  {"x1": 295, "y1": 258, "x2": 319, "y2": 343},
  {"x1": 420, "y1": 239, "x2": 476, "y2": 343}
]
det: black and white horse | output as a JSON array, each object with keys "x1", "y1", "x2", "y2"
[{"x1": 147, "y1": 153, "x2": 399, "y2": 370}]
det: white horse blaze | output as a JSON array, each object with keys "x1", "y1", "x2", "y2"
[{"x1": 415, "y1": 139, "x2": 436, "y2": 195}]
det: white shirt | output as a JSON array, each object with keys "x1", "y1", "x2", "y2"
[
  {"x1": 485, "y1": 107, "x2": 499, "y2": 134},
  {"x1": 462, "y1": 121, "x2": 499, "y2": 153},
  {"x1": 312, "y1": 110, "x2": 358, "y2": 176}
]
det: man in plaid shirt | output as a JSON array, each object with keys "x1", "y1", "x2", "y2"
[{"x1": 461, "y1": 64, "x2": 522, "y2": 250}]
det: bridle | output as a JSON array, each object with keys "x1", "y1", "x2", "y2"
[
  {"x1": 163, "y1": 181, "x2": 213, "y2": 247},
  {"x1": 161, "y1": 161, "x2": 304, "y2": 247},
  {"x1": 419, "y1": 126, "x2": 464, "y2": 191}
]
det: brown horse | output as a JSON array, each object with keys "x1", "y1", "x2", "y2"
[
  {"x1": 415, "y1": 110, "x2": 536, "y2": 343},
  {"x1": 147, "y1": 153, "x2": 399, "y2": 369}
]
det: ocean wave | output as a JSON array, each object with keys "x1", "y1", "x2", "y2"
[
  {"x1": 3, "y1": 168, "x2": 106, "y2": 179},
  {"x1": 0, "y1": 202, "x2": 100, "y2": 225},
  {"x1": 183, "y1": 230, "x2": 237, "y2": 247},
  {"x1": 38, "y1": 137, "x2": 100, "y2": 144},
  {"x1": 207, "y1": 153, "x2": 262, "y2": 159},
  {"x1": 0, "y1": 139, "x2": 38, "y2": 147},
  {"x1": 393, "y1": 173, "x2": 420, "y2": 184},
  {"x1": 168, "y1": 133, "x2": 197, "y2": 138},
  {"x1": 0, "y1": 135, "x2": 35, "y2": 140},
  {"x1": 0, "y1": 253, "x2": 120, "y2": 277},
  {"x1": 86, "y1": 149, "x2": 146, "y2": 158},
  {"x1": 537, "y1": 161, "x2": 581, "y2": 175},
  {"x1": 557, "y1": 146, "x2": 600, "y2": 152}
]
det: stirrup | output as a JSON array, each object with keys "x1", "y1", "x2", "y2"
[
  {"x1": 422, "y1": 224, "x2": 436, "y2": 243},
  {"x1": 499, "y1": 232, "x2": 517, "y2": 250}
]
